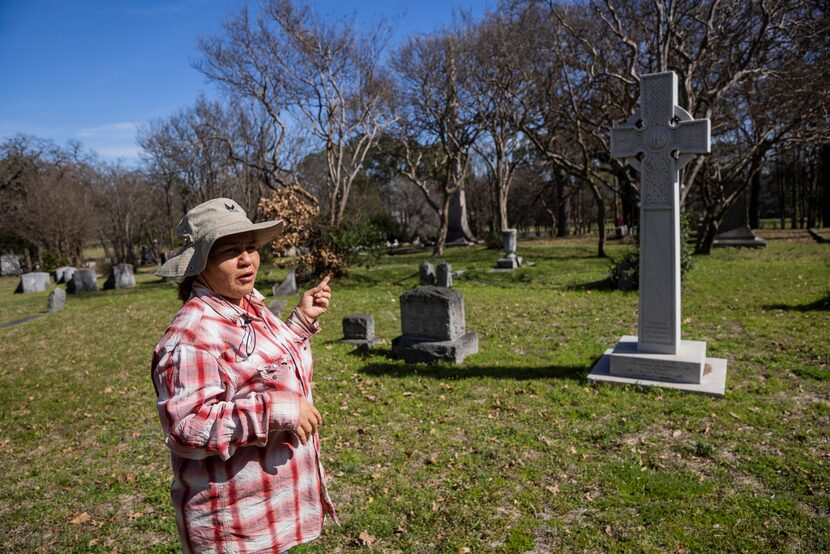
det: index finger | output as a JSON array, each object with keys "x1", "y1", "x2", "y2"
[{"x1": 310, "y1": 274, "x2": 331, "y2": 293}]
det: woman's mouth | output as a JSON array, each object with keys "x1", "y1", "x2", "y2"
[{"x1": 238, "y1": 272, "x2": 255, "y2": 283}]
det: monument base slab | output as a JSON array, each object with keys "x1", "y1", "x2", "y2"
[
  {"x1": 588, "y1": 350, "x2": 727, "y2": 397},
  {"x1": 391, "y1": 332, "x2": 478, "y2": 364},
  {"x1": 609, "y1": 335, "x2": 706, "y2": 383},
  {"x1": 494, "y1": 256, "x2": 523, "y2": 270}
]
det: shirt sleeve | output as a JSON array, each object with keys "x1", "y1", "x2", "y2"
[
  {"x1": 285, "y1": 308, "x2": 321, "y2": 340},
  {"x1": 153, "y1": 343, "x2": 301, "y2": 461}
]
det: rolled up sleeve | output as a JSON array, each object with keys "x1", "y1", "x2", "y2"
[{"x1": 154, "y1": 344, "x2": 301, "y2": 460}]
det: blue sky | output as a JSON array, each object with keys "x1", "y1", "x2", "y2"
[{"x1": 0, "y1": 0, "x2": 489, "y2": 163}]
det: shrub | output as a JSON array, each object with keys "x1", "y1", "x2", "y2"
[{"x1": 608, "y1": 212, "x2": 696, "y2": 289}]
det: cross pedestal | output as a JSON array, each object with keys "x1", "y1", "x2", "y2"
[{"x1": 588, "y1": 71, "x2": 728, "y2": 396}]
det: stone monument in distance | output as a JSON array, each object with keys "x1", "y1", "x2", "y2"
[{"x1": 588, "y1": 71, "x2": 728, "y2": 396}]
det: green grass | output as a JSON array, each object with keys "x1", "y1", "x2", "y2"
[{"x1": 0, "y1": 238, "x2": 828, "y2": 552}]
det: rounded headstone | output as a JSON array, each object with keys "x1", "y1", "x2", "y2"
[
  {"x1": 342, "y1": 314, "x2": 375, "y2": 340},
  {"x1": 418, "y1": 261, "x2": 436, "y2": 286},
  {"x1": 47, "y1": 288, "x2": 66, "y2": 312}
]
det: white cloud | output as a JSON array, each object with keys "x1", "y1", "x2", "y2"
[
  {"x1": 74, "y1": 121, "x2": 143, "y2": 163},
  {"x1": 75, "y1": 122, "x2": 137, "y2": 139}
]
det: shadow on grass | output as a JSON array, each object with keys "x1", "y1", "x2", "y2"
[
  {"x1": 764, "y1": 292, "x2": 830, "y2": 312},
  {"x1": 566, "y1": 278, "x2": 619, "y2": 292},
  {"x1": 358, "y1": 359, "x2": 589, "y2": 381}
]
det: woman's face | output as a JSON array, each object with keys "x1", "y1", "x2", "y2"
[{"x1": 199, "y1": 232, "x2": 260, "y2": 305}]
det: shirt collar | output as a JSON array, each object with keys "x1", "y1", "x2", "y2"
[{"x1": 192, "y1": 283, "x2": 266, "y2": 325}]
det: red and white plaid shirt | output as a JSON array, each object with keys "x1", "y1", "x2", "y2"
[{"x1": 151, "y1": 284, "x2": 336, "y2": 553}]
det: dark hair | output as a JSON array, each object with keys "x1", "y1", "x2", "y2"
[{"x1": 177, "y1": 275, "x2": 197, "y2": 303}]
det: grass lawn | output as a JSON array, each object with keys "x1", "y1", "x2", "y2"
[{"x1": 0, "y1": 238, "x2": 828, "y2": 553}]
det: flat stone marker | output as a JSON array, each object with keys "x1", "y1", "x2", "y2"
[
  {"x1": 67, "y1": 268, "x2": 98, "y2": 294},
  {"x1": 392, "y1": 286, "x2": 478, "y2": 364},
  {"x1": 271, "y1": 269, "x2": 297, "y2": 296},
  {"x1": 104, "y1": 263, "x2": 136, "y2": 289},
  {"x1": 436, "y1": 263, "x2": 452, "y2": 288},
  {"x1": 15, "y1": 272, "x2": 51, "y2": 293},
  {"x1": 0, "y1": 314, "x2": 47, "y2": 329},
  {"x1": 340, "y1": 314, "x2": 381, "y2": 350},
  {"x1": 54, "y1": 266, "x2": 76, "y2": 284},
  {"x1": 419, "y1": 261, "x2": 435, "y2": 286},
  {"x1": 1, "y1": 254, "x2": 21, "y2": 276},
  {"x1": 589, "y1": 71, "x2": 727, "y2": 397},
  {"x1": 267, "y1": 299, "x2": 287, "y2": 318},
  {"x1": 48, "y1": 288, "x2": 66, "y2": 312},
  {"x1": 495, "y1": 229, "x2": 523, "y2": 270}
]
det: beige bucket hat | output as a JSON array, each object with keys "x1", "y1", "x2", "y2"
[{"x1": 156, "y1": 198, "x2": 284, "y2": 280}]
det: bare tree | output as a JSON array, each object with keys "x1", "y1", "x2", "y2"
[
  {"x1": 196, "y1": 0, "x2": 395, "y2": 226},
  {"x1": 393, "y1": 29, "x2": 481, "y2": 256}
]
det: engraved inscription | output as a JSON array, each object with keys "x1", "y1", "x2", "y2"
[
  {"x1": 611, "y1": 357, "x2": 702, "y2": 384},
  {"x1": 642, "y1": 318, "x2": 672, "y2": 342}
]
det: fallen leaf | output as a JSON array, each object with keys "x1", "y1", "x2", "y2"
[
  {"x1": 104, "y1": 387, "x2": 113, "y2": 394},
  {"x1": 672, "y1": 430, "x2": 682, "y2": 437},
  {"x1": 403, "y1": 391, "x2": 414, "y2": 397},
  {"x1": 358, "y1": 531, "x2": 376, "y2": 546},
  {"x1": 546, "y1": 484, "x2": 560, "y2": 495},
  {"x1": 70, "y1": 512, "x2": 91, "y2": 525},
  {"x1": 729, "y1": 412, "x2": 742, "y2": 420}
]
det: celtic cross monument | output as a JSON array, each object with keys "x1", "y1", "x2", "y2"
[{"x1": 589, "y1": 71, "x2": 728, "y2": 396}]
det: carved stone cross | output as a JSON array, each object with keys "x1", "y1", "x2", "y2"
[{"x1": 610, "y1": 71, "x2": 710, "y2": 355}]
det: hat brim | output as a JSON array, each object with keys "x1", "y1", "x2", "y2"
[{"x1": 155, "y1": 219, "x2": 285, "y2": 280}]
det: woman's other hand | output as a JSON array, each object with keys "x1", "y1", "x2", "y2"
[
  {"x1": 297, "y1": 275, "x2": 331, "y2": 323},
  {"x1": 294, "y1": 397, "x2": 322, "y2": 445}
]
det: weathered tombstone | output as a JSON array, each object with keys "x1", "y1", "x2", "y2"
[
  {"x1": 267, "y1": 299, "x2": 287, "y2": 318},
  {"x1": 419, "y1": 261, "x2": 436, "y2": 286},
  {"x1": 713, "y1": 188, "x2": 767, "y2": 248},
  {"x1": 271, "y1": 269, "x2": 297, "y2": 296},
  {"x1": 103, "y1": 264, "x2": 136, "y2": 289},
  {"x1": 54, "y1": 266, "x2": 76, "y2": 284},
  {"x1": 1, "y1": 254, "x2": 22, "y2": 276},
  {"x1": 495, "y1": 229, "x2": 523, "y2": 270},
  {"x1": 67, "y1": 268, "x2": 98, "y2": 294},
  {"x1": 445, "y1": 188, "x2": 477, "y2": 245},
  {"x1": 47, "y1": 288, "x2": 66, "y2": 312},
  {"x1": 436, "y1": 262, "x2": 452, "y2": 288},
  {"x1": 589, "y1": 71, "x2": 727, "y2": 396},
  {"x1": 340, "y1": 314, "x2": 381, "y2": 349},
  {"x1": 14, "y1": 272, "x2": 51, "y2": 293},
  {"x1": 391, "y1": 286, "x2": 478, "y2": 363}
]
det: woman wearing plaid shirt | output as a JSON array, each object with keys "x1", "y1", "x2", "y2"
[{"x1": 152, "y1": 198, "x2": 336, "y2": 553}]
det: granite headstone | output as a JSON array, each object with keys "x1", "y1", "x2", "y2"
[
  {"x1": 104, "y1": 264, "x2": 136, "y2": 289},
  {"x1": 14, "y1": 272, "x2": 51, "y2": 293},
  {"x1": 272, "y1": 269, "x2": 298, "y2": 296},
  {"x1": 391, "y1": 286, "x2": 478, "y2": 363},
  {"x1": 47, "y1": 288, "x2": 66, "y2": 312},
  {"x1": 67, "y1": 268, "x2": 98, "y2": 294}
]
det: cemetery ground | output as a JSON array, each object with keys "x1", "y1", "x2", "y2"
[{"x1": 0, "y1": 237, "x2": 828, "y2": 553}]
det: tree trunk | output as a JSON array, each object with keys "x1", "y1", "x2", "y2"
[
  {"x1": 556, "y1": 169, "x2": 569, "y2": 237},
  {"x1": 822, "y1": 144, "x2": 830, "y2": 228},
  {"x1": 695, "y1": 214, "x2": 719, "y2": 255},
  {"x1": 433, "y1": 193, "x2": 452, "y2": 256},
  {"x1": 589, "y1": 182, "x2": 607, "y2": 258},
  {"x1": 749, "y1": 170, "x2": 762, "y2": 229}
]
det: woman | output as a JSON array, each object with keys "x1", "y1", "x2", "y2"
[{"x1": 151, "y1": 198, "x2": 336, "y2": 553}]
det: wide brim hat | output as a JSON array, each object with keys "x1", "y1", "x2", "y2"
[{"x1": 156, "y1": 198, "x2": 284, "y2": 280}]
